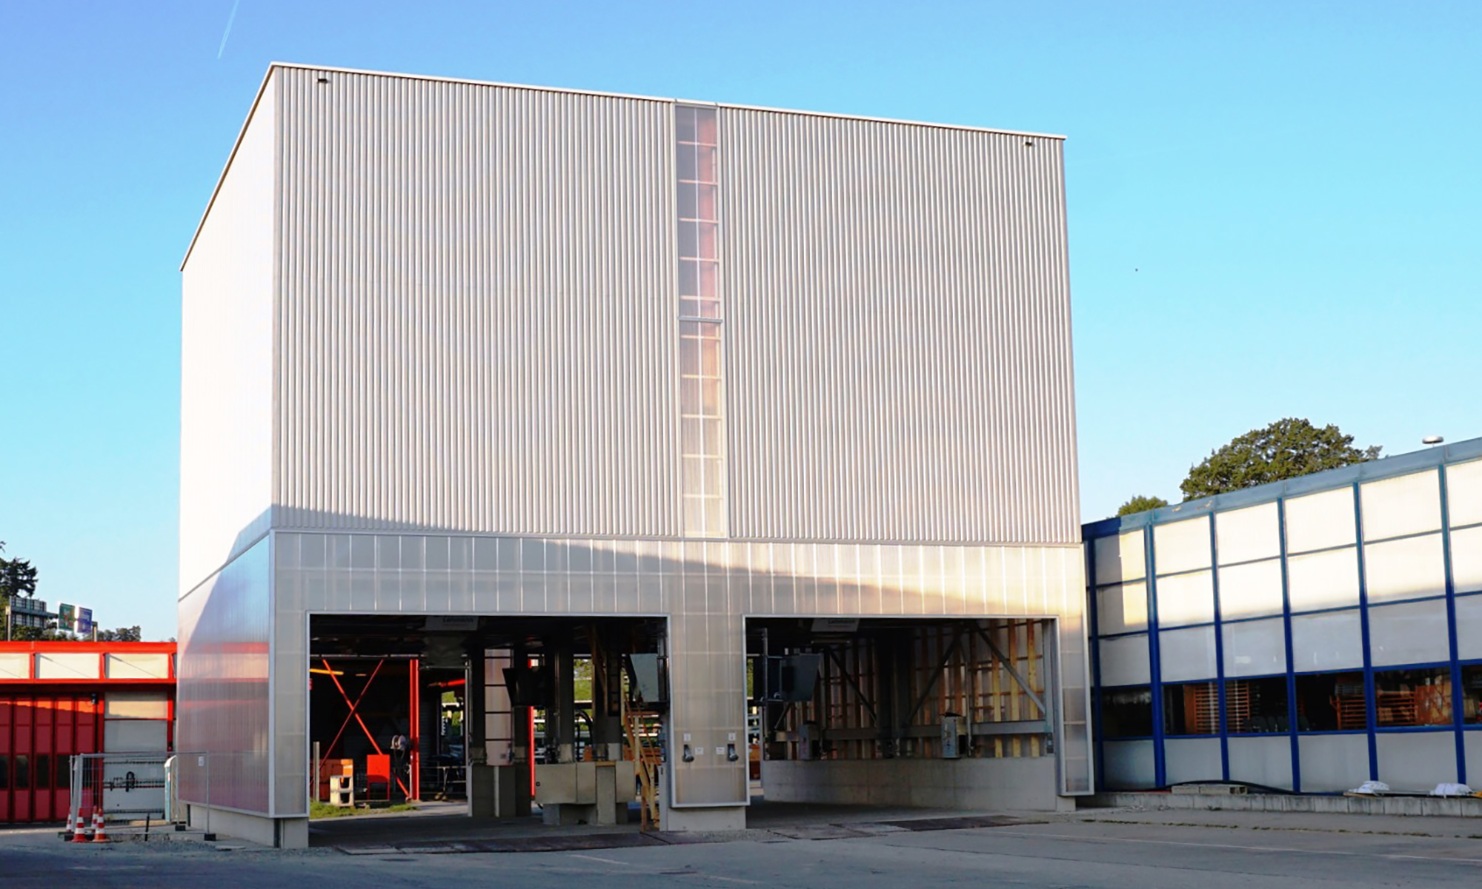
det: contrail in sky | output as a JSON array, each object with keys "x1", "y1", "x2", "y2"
[{"x1": 217, "y1": 0, "x2": 241, "y2": 59}]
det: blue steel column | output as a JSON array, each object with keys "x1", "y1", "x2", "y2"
[
  {"x1": 1353, "y1": 482, "x2": 1379, "y2": 782},
  {"x1": 1086, "y1": 538, "x2": 1106, "y2": 791},
  {"x1": 1276, "y1": 498, "x2": 1302, "y2": 792},
  {"x1": 1439, "y1": 463, "x2": 1467, "y2": 784},
  {"x1": 1208, "y1": 515, "x2": 1230, "y2": 780},
  {"x1": 1145, "y1": 524, "x2": 1166, "y2": 788}
]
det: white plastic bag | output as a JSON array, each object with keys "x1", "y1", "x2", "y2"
[
  {"x1": 1430, "y1": 783, "x2": 1473, "y2": 797},
  {"x1": 1349, "y1": 780, "x2": 1390, "y2": 795}
]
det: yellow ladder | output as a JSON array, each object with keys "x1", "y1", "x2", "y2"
[{"x1": 623, "y1": 699, "x2": 663, "y2": 830}]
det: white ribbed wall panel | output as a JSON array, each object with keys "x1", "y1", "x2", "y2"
[
  {"x1": 179, "y1": 79, "x2": 276, "y2": 592},
  {"x1": 275, "y1": 68, "x2": 679, "y2": 537},
  {"x1": 719, "y1": 108, "x2": 1079, "y2": 545}
]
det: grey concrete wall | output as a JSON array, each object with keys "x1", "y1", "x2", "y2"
[{"x1": 762, "y1": 757, "x2": 1066, "y2": 811}]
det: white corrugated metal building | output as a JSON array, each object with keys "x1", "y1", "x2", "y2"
[{"x1": 179, "y1": 64, "x2": 1089, "y2": 847}]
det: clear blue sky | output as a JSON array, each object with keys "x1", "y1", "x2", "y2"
[{"x1": 2, "y1": 1, "x2": 1478, "y2": 641}]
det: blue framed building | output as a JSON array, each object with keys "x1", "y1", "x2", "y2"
[{"x1": 1084, "y1": 437, "x2": 1482, "y2": 793}]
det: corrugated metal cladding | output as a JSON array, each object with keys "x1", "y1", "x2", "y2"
[
  {"x1": 720, "y1": 108, "x2": 1079, "y2": 545},
  {"x1": 274, "y1": 67, "x2": 680, "y2": 538}
]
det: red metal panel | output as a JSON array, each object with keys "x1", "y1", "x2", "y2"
[
  {"x1": 34, "y1": 696, "x2": 54, "y2": 821},
  {"x1": 0, "y1": 698, "x2": 12, "y2": 821},
  {"x1": 13, "y1": 697, "x2": 32, "y2": 822}
]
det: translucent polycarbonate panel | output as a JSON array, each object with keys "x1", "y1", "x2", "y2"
[
  {"x1": 1286, "y1": 547, "x2": 1360, "y2": 612},
  {"x1": 1101, "y1": 740, "x2": 1156, "y2": 789},
  {"x1": 1096, "y1": 582, "x2": 1147, "y2": 635},
  {"x1": 1467, "y1": 733, "x2": 1482, "y2": 788},
  {"x1": 1216, "y1": 503, "x2": 1279, "y2": 566},
  {"x1": 1454, "y1": 527, "x2": 1482, "y2": 594},
  {"x1": 1223, "y1": 618, "x2": 1287, "y2": 677},
  {"x1": 1458, "y1": 595, "x2": 1482, "y2": 660},
  {"x1": 0, "y1": 653, "x2": 25, "y2": 680},
  {"x1": 274, "y1": 68, "x2": 680, "y2": 540},
  {"x1": 1376, "y1": 731, "x2": 1459, "y2": 789},
  {"x1": 1360, "y1": 471, "x2": 1441, "y2": 542},
  {"x1": 177, "y1": 538, "x2": 271, "y2": 814},
  {"x1": 1218, "y1": 559, "x2": 1284, "y2": 620},
  {"x1": 1285, "y1": 487, "x2": 1357, "y2": 554},
  {"x1": 1155, "y1": 571, "x2": 1214, "y2": 627},
  {"x1": 1098, "y1": 634, "x2": 1152, "y2": 687},
  {"x1": 1152, "y1": 518, "x2": 1211, "y2": 576},
  {"x1": 278, "y1": 533, "x2": 1090, "y2": 806},
  {"x1": 1363, "y1": 534, "x2": 1446, "y2": 604},
  {"x1": 721, "y1": 106, "x2": 1078, "y2": 545},
  {"x1": 1093, "y1": 532, "x2": 1146, "y2": 585},
  {"x1": 104, "y1": 691, "x2": 170, "y2": 720},
  {"x1": 180, "y1": 75, "x2": 275, "y2": 594},
  {"x1": 106, "y1": 653, "x2": 171, "y2": 680},
  {"x1": 1367, "y1": 599, "x2": 1450, "y2": 667},
  {"x1": 1448, "y1": 459, "x2": 1482, "y2": 528},
  {"x1": 34, "y1": 653, "x2": 99, "y2": 680},
  {"x1": 1164, "y1": 737, "x2": 1223, "y2": 784},
  {"x1": 1159, "y1": 626, "x2": 1218, "y2": 682},
  {"x1": 1298, "y1": 733, "x2": 1369, "y2": 792},
  {"x1": 1227, "y1": 736, "x2": 1294, "y2": 790},
  {"x1": 1290, "y1": 609, "x2": 1364, "y2": 672}
]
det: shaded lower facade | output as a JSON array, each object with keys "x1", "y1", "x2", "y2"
[{"x1": 178, "y1": 531, "x2": 1092, "y2": 847}]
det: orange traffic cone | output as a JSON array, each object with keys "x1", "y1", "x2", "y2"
[
  {"x1": 63, "y1": 811, "x2": 76, "y2": 840},
  {"x1": 71, "y1": 810, "x2": 92, "y2": 843},
  {"x1": 92, "y1": 809, "x2": 109, "y2": 843}
]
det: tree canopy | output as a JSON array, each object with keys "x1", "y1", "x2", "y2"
[
  {"x1": 1117, "y1": 495, "x2": 1169, "y2": 516},
  {"x1": 1181, "y1": 418, "x2": 1381, "y2": 500},
  {"x1": 0, "y1": 542, "x2": 40, "y2": 605}
]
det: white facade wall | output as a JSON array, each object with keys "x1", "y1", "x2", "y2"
[{"x1": 181, "y1": 65, "x2": 1091, "y2": 841}]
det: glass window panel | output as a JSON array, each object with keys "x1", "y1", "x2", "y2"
[
  {"x1": 703, "y1": 497, "x2": 723, "y2": 534},
  {"x1": 677, "y1": 182, "x2": 697, "y2": 219},
  {"x1": 1287, "y1": 547, "x2": 1359, "y2": 612},
  {"x1": 700, "y1": 339, "x2": 721, "y2": 377},
  {"x1": 1218, "y1": 559, "x2": 1284, "y2": 620},
  {"x1": 699, "y1": 379, "x2": 721, "y2": 415},
  {"x1": 681, "y1": 419, "x2": 702, "y2": 455},
  {"x1": 1098, "y1": 634, "x2": 1151, "y2": 687},
  {"x1": 1457, "y1": 594, "x2": 1482, "y2": 660},
  {"x1": 1285, "y1": 488, "x2": 1356, "y2": 554},
  {"x1": 696, "y1": 184, "x2": 717, "y2": 220},
  {"x1": 683, "y1": 497, "x2": 704, "y2": 531},
  {"x1": 1368, "y1": 598, "x2": 1450, "y2": 667},
  {"x1": 677, "y1": 143, "x2": 697, "y2": 181},
  {"x1": 1463, "y1": 665, "x2": 1482, "y2": 725},
  {"x1": 55, "y1": 756, "x2": 68, "y2": 789},
  {"x1": 1099, "y1": 686, "x2": 1153, "y2": 738},
  {"x1": 1363, "y1": 534, "x2": 1445, "y2": 604},
  {"x1": 0, "y1": 755, "x2": 7, "y2": 790},
  {"x1": 695, "y1": 107, "x2": 717, "y2": 143},
  {"x1": 1163, "y1": 681, "x2": 1220, "y2": 735},
  {"x1": 1360, "y1": 470, "x2": 1441, "y2": 542},
  {"x1": 1222, "y1": 618, "x2": 1286, "y2": 677},
  {"x1": 1155, "y1": 570, "x2": 1213, "y2": 627},
  {"x1": 697, "y1": 259, "x2": 719, "y2": 296},
  {"x1": 678, "y1": 221, "x2": 699, "y2": 259},
  {"x1": 1448, "y1": 459, "x2": 1482, "y2": 528},
  {"x1": 1152, "y1": 517, "x2": 1211, "y2": 576},
  {"x1": 704, "y1": 459, "x2": 723, "y2": 493},
  {"x1": 679, "y1": 258, "x2": 699, "y2": 295},
  {"x1": 1453, "y1": 527, "x2": 1482, "y2": 595},
  {"x1": 679, "y1": 335, "x2": 700, "y2": 372},
  {"x1": 700, "y1": 418, "x2": 723, "y2": 453},
  {"x1": 1226, "y1": 676, "x2": 1289, "y2": 733},
  {"x1": 14, "y1": 754, "x2": 28, "y2": 790},
  {"x1": 682, "y1": 457, "x2": 706, "y2": 495},
  {"x1": 1096, "y1": 582, "x2": 1147, "y2": 635},
  {"x1": 1160, "y1": 626, "x2": 1217, "y2": 682},
  {"x1": 1294, "y1": 671, "x2": 1366, "y2": 731},
  {"x1": 676, "y1": 105, "x2": 697, "y2": 142},
  {"x1": 1290, "y1": 609, "x2": 1364, "y2": 672},
  {"x1": 1216, "y1": 503, "x2": 1279, "y2": 565},
  {"x1": 695, "y1": 145, "x2": 717, "y2": 182},
  {"x1": 35, "y1": 754, "x2": 49, "y2": 790},
  {"x1": 1093, "y1": 531, "x2": 1146, "y2": 585},
  {"x1": 1373, "y1": 667, "x2": 1452, "y2": 727},
  {"x1": 696, "y1": 222, "x2": 718, "y2": 260}
]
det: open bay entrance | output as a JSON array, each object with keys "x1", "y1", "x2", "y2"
[
  {"x1": 308, "y1": 614, "x2": 666, "y2": 830},
  {"x1": 745, "y1": 617, "x2": 1062, "y2": 811}
]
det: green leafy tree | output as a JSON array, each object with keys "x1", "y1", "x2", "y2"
[
  {"x1": 1, "y1": 543, "x2": 41, "y2": 639},
  {"x1": 94, "y1": 626, "x2": 143, "y2": 642},
  {"x1": 1117, "y1": 495, "x2": 1169, "y2": 516},
  {"x1": 1181, "y1": 418, "x2": 1381, "y2": 500}
]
